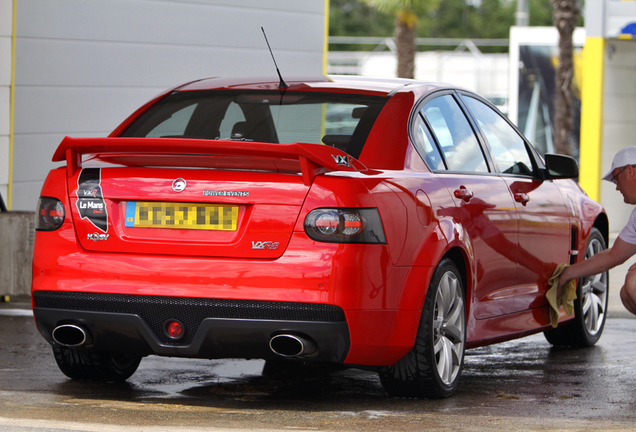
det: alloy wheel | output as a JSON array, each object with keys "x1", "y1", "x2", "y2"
[
  {"x1": 433, "y1": 271, "x2": 466, "y2": 385},
  {"x1": 581, "y1": 238, "x2": 608, "y2": 336}
]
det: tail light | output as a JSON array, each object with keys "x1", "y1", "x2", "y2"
[
  {"x1": 36, "y1": 197, "x2": 65, "y2": 231},
  {"x1": 304, "y1": 208, "x2": 386, "y2": 244}
]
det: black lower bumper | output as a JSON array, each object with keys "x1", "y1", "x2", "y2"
[{"x1": 32, "y1": 292, "x2": 350, "y2": 362}]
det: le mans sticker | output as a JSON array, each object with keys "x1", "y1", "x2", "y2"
[{"x1": 76, "y1": 168, "x2": 109, "y2": 233}]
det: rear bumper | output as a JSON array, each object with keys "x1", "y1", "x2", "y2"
[
  {"x1": 33, "y1": 292, "x2": 350, "y2": 362},
  {"x1": 32, "y1": 229, "x2": 433, "y2": 366}
]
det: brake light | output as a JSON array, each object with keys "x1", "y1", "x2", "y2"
[
  {"x1": 305, "y1": 208, "x2": 386, "y2": 244},
  {"x1": 36, "y1": 197, "x2": 65, "y2": 231}
]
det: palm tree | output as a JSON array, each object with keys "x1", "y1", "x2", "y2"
[
  {"x1": 552, "y1": 0, "x2": 579, "y2": 156},
  {"x1": 363, "y1": 0, "x2": 440, "y2": 79}
]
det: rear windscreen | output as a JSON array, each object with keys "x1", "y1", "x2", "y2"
[{"x1": 121, "y1": 91, "x2": 388, "y2": 158}]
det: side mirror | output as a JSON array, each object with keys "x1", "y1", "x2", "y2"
[{"x1": 545, "y1": 153, "x2": 579, "y2": 179}]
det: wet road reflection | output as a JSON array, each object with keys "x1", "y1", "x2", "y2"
[{"x1": 1, "y1": 311, "x2": 636, "y2": 430}]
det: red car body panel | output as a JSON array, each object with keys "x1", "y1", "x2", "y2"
[{"x1": 32, "y1": 76, "x2": 608, "y2": 370}]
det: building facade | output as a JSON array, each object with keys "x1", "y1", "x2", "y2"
[{"x1": 1, "y1": 0, "x2": 328, "y2": 211}]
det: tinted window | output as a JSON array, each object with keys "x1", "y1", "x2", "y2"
[
  {"x1": 122, "y1": 91, "x2": 387, "y2": 158},
  {"x1": 462, "y1": 96, "x2": 533, "y2": 175},
  {"x1": 218, "y1": 102, "x2": 246, "y2": 139},
  {"x1": 421, "y1": 95, "x2": 488, "y2": 173},
  {"x1": 146, "y1": 104, "x2": 197, "y2": 138}
]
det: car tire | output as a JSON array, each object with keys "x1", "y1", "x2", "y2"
[
  {"x1": 544, "y1": 227, "x2": 609, "y2": 347},
  {"x1": 53, "y1": 347, "x2": 141, "y2": 382},
  {"x1": 379, "y1": 258, "x2": 466, "y2": 399}
]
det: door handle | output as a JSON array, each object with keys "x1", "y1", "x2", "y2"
[
  {"x1": 454, "y1": 186, "x2": 474, "y2": 202},
  {"x1": 514, "y1": 191, "x2": 530, "y2": 205}
]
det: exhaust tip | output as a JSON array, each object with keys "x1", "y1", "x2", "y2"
[
  {"x1": 270, "y1": 334, "x2": 317, "y2": 358},
  {"x1": 52, "y1": 324, "x2": 92, "y2": 347}
]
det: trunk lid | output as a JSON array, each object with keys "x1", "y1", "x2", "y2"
[{"x1": 57, "y1": 137, "x2": 367, "y2": 259}]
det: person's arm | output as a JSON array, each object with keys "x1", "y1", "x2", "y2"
[{"x1": 559, "y1": 236, "x2": 636, "y2": 286}]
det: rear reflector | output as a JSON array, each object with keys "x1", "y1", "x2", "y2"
[{"x1": 165, "y1": 320, "x2": 185, "y2": 340}]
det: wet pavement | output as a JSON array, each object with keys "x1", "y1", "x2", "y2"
[
  {"x1": 1, "y1": 251, "x2": 636, "y2": 431},
  {"x1": 1, "y1": 310, "x2": 636, "y2": 431}
]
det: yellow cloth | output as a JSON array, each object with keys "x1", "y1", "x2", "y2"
[{"x1": 546, "y1": 263, "x2": 577, "y2": 328}]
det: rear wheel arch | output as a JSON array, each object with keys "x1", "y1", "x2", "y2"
[
  {"x1": 440, "y1": 246, "x2": 471, "y2": 308},
  {"x1": 408, "y1": 246, "x2": 471, "y2": 320}
]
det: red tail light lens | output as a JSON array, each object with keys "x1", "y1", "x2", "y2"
[
  {"x1": 305, "y1": 208, "x2": 386, "y2": 244},
  {"x1": 36, "y1": 197, "x2": 65, "y2": 231}
]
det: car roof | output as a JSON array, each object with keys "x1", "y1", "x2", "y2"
[{"x1": 177, "y1": 75, "x2": 455, "y2": 97}]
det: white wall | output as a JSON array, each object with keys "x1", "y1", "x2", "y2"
[
  {"x1": 600, "y1": 39, "x2": 636, "y2": 230},
  {"x1": 10, "y1": 0, "x2": 326, "y2": 211},
  {"x1": 0, "y1": 0, "x2": 11, "y2": 206}
]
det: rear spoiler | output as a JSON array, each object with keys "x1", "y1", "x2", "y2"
[{"x1": 52, "y1": 137, "x2": 369, "y2": 186}]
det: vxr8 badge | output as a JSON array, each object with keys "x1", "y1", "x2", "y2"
[{"x1": 252, "y1": 241, "x2": 280, "y2": 250}]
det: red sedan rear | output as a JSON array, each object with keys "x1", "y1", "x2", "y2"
[{"x1": 32, "y1": 75, "x2": 608, "y2": 398}]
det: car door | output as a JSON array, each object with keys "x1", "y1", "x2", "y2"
[
  {"x1": 416, "y1": 93, "x2": 520, "y2": 319},
  {"x1": 461, "y1": 94, "x2": 571, "y2": 312}
]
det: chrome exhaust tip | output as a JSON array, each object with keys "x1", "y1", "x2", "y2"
[
  {"x1": 52, "y1": 324, "x2": 93, "y2": 347},
  {"x1": 269, "y1": 334, "x2": 317, "y2": 357}
]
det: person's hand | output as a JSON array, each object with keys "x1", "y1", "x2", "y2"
[{"x1": 556, "y1": 267, "x2": 572, "y2": 298}]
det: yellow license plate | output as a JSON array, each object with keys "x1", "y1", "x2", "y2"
[{"x1": 125, "y1": 202, "x2": 238, "y2": 231}]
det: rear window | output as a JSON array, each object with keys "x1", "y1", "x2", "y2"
[{"x1": 121, "y1": 91, "x2": 388, "y2": 158}]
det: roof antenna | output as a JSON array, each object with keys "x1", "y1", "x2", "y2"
[{"x1": 261, "y1": 27, "x2": 289, "y2": 90}]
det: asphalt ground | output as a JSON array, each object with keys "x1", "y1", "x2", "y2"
[{"x1": 0, "y1": 235, "x2": 634, "y2": 431}]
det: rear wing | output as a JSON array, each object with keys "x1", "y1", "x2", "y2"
[{"x1": 52, "y1": 137, "x2": 369, "y2": 186}]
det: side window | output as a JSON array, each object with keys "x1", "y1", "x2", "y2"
[
  {"x1": 421, "y1": 95, "x2": 489, "y2": 173},
  {"x1": 412, "y1": 114, "x2": 446, "y2": 170},
  {"x1": 462, "y1": 96, "x2": 533, "y2": 175}
]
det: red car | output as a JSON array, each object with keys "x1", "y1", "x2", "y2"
[{"x1": 32, "y1": 75, "x2": 608, "y2": 398}]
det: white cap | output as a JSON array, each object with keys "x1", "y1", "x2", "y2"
[{"x1": 602, "y1": 147, "x2": 636, "y2": 181}]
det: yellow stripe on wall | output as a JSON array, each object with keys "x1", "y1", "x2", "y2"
[
  {"x1": 579, "y1": 37, "x2": 605, "y2": 203},
  {"x1": 322, "y1": 0, "x2": 330, "y2": 76},
  {"x1": 8, "y1": 0, "x2": 16, "y2": 210}
]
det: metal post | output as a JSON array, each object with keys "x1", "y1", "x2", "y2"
[{"x1": 516, "y1": 0, "x2": 530, "y2": 26}]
